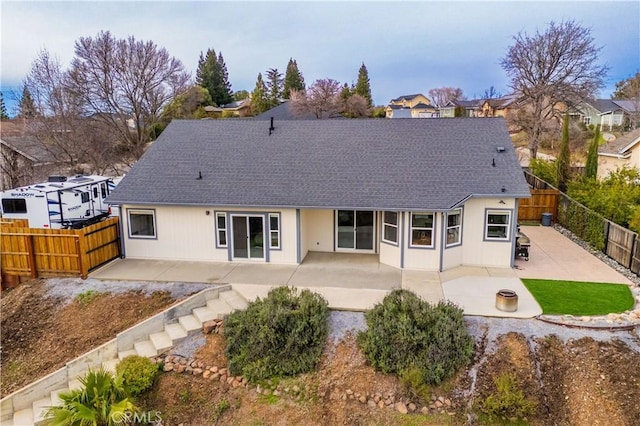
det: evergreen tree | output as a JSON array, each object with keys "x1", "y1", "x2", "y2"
[
  {"x1": 251, "y1": 73, "x2": 269, "y2": 114},
  {"x1": 217, "y1": 52, "x2": 233, "y2": 105},
  {"x1": 0, "y1": 93, "x2": 8, "y2": 119},
  {"x1": 339, "y1": 83, "x2": 352, "y2": 102},
  {"x1": 265, "y1": 68, "x2": 283, "y2": 109},
  {"x1": 283, "y1": 58, "x2": 305, "y2": 99},
  {"x1": 354, "y1": 62, "x2": 372, "y2": 107},
  {"x1": 556, "y1": 114, "x2": 571, "y2": 192},
  {"x1": 195, "y1": 48, "x2": 232, "y2": 106},
  {"x1": 585, "y1": 124, "x2": 600, "y2": 179},
  {"x1": 18, "y1": 85, "x2": 36, "y2": 118}
]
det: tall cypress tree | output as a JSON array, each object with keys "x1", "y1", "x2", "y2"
[
  {"x1": 19, "y1": 85, "x2": 36, "y2": 118},
  {"x1": 585, "y1": 124, "x2": 600, "y2": 179},
  {"x1": 355, "y1": 62, "x2": 372, "y2": 107},
  {"x1": 0, "y1": 93, "x2": 8, "y2": 119},
  {"x1": 556, "y1": 114, "x2": 571, "y2": 192},
  {"x1": 283, "y1": 58, "x2": 305, "y2": 99},
  {"x1": 250, "y1": 73, "x2": 269, "y2": 115},
  {"x1": 195, "y1": 48, "x2": 233, "y2": 107}
]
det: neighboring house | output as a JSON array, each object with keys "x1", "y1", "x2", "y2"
[
  {"x1": 203, "y1": 99, "x2": 252, "y2": 118},
  {"x1": 480, "y1": 95, "x2": 518, "y2": 118},
  {"x1": 385, "y1": 94, "x2": 438, "y2": 118},
  {"x1": 577, "y1": 99, "x2": 628, "y2": 130},
  {"x1": 0, "y1": 120, "x2": 56, "y2": 190},
  {"x1": 106, "y1": 118, "x2": 530, "y2": 271},
  {"x1": 597, "y1": 128, "x2": 640, "y2": 179}
]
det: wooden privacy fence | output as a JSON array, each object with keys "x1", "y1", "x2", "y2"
[
  {"x1": 518, "y1": 188, "x2": 559, "y2": 222},
  {"x1": 1, "y1": 217, "x2": 121, "y2": 282}
]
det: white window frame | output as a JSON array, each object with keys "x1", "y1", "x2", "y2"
[
  {"x1": 484, "y1": 210, "x2": 511, "y2": 241},
  {"x1": 381, "y1": 211, "x2": 399, "y2": 245},
  {"x1": 445, "y1": 209, "x2": 462, "y2": 248},
  {"x1": 269, "y1": 213, "x2": 281, "y2": 250},
  {"x1": 215, "y1": 212, "x2": 227, "y2": 248},
  {"x1": 127, "y1": 209, "x2": 156, "y2": 239},
  {"x1": 409, "y1": 212, "x2": 435, "y2": 248}
]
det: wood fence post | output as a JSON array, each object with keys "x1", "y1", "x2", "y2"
[
  {"x1": 76, "y1": 237, "x2": 87, "y2": 279},
  {"x1": 603, "y1": 221, "x2": 610, "y2": 255},
  {"x1": 26, "y1": 235, "x2": 37, "y2": 279},
  {"x1": 628, "y1": 234, "x2": 636, "y2": 270}
]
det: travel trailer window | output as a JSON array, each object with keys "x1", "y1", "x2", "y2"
[
  {"x1": 81, "y1": 192, "x2": 90, "y2": 203},
  {"x1": 2, "y1": 198, "x2": 27, "y2": 214}
]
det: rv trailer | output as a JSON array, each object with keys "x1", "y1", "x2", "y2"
[{"x1": 0, "y1": 175, "x2": 117, "y2": 229}]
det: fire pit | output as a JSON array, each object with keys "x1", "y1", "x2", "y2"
[{"x1": 495, "y1": 289, "x2": 518, "y2": 312}]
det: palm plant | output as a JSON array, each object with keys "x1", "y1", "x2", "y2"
[{"x1": 44, "y1": 368, "x2": 137, "y2": 426}]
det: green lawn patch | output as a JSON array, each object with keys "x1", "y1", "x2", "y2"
[{"x1": 522, "y1": 279, "x2": 634, "y2": 316}]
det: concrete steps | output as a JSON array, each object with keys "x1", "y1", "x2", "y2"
[{"x1": 10, "y1": 289, "x2": 248, "y2": 426}]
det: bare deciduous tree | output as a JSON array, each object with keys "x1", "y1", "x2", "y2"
[
  {"x1": 427, "y1": 87, "x2": 464, "y2": 107},
  {"x1": 342, "y1": 94, "x2": 371, "y2": 118},
  {"x1": 67, "y1": 31, "x2": 190, "y2": 160},
  {"x1": 501, "y1": 20, "x2": 608, "y2": 159},
  {"x1": 290, "y1": 79, "x2": 342, "y2": 119}
]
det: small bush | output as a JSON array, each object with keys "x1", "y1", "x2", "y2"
[
  {"x1": 75, "y1": 290, "x2": 101, "y2": 307},
  {"x1": 116, "y1": 355, "x2": 159, "y2": 396},
  {"x1": 358, "y1": 289, "x2": 473, "y2": 386},
  {"x1": 399, "y1": 366, "x2": 431, "y2": 402},
  {"x1": 224, "y1": 286, "x2": 329, "y2": 382},
  {"x1": 480, "y1": 372, "x2": 536, "y2": 422}
]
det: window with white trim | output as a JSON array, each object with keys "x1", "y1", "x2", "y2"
[
  {"x1": 216, "y1": 212, "x2": 227, "y2": 247},
  {"x1": 128, "y1": 209, "x2": 156, "y2": 239},
  {"x1": 446, "y1": 209, "x2": 462, "y2": 247},
  {"x1": 485, "y1": 210, "x2": 511, "y2": 240},
  {"x1": 410, "y1": 212, "x2": 434, "y2": 248},
  {"x1": 382, "y1": 211, "x2": 399, "y2": 245},
  {"x1": 269, "y1": 213, "x2": 280, "y2": 249}
]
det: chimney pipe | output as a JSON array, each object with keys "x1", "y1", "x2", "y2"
[{"x1": 269, "y1": 117, "x2": 275, "y2": 135}]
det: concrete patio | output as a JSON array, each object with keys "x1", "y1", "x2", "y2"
[{"x1": 89, "y1": 225, "x2": 634, "y2": 318}]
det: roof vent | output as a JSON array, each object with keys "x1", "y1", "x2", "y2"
[
  {"x1": 496, "y1": 146, "x2": 505, "y2": 153},
  {"x1": 197, "y1": 171, "x2": 203, "y2": 180},
  {"x1": 48, "y1": 176, "x2": 67, "y2": 182},
  {"x1": 269, "y1": 117, "x2": 275, "y2": 136}
]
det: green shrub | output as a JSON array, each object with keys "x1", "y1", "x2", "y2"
[
  {"x1": 224, "y1": 286, "x2": 329, "y2": 382},
  {"x1": 116, "y1": 355, "x2": 159, "y2": 396},
  {"x1": 75, "y1": 290, "x2": 101, "y2": 307},
  {"x1": 399, "y1": 366, "x2": 431, "y2": 402},
  {"x1": 480, "y1": 372, "x2": 536, "y2": 422},
  {"x1": 358, "y1": 289, "x2": 473, "y2": 386}
]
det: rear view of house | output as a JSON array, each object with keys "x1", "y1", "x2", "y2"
[{"x1": 106, "y1": 118, "x2": 530, "y2": 271}]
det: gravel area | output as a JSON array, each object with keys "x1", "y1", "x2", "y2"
[
  {"x1": 168, "y1": 334, "x2": 207, "y2": 359},
  {"x1": 554, "y1": 224, "x2": 640, "y2": 287},
  {"x1": 328, "y1": 310, "x2": 366, "y2": 343},
  {"x1": 44, "y1": 277, "x2": 212, "y2": 304}
]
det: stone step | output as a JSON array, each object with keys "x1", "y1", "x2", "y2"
[
  {"x1": 206, "y1": 298, "x2": 233, "y2": 318},
  {"x1": 192, "y1": 306, "x2": 218, "y2": 323},
  {"x1": 68, "y1": 378, "x2": 83, "y2": 391},
  {"x1": 134, "y1": 340, "x2": 157, "y2": 358},
  {"x1": 165, "y1": 322, "x2": 188, "y2": 343},
  {"x1": 50, "y1": 388, "x2": 67, "y2": 405},
  {"x1": 32, "y1": 396, "x2": 51, "y2": 424},
  {"x1": 219, "y1": 290, "x2": 248, "y2": 310},
  {"x1": 118, "y1": 349, "x2": 138, "y2": 360},
  {"x1": 13, "y1": 407, "x2": 33, "y2": 426},
  {"x1": 178, "y1": 314, "x2": 202, "y2": 335},
  {"x1": 102, "y1": 358, "x2": 120, "y2": 374},
  {"x1": 149, "y1": 331, "x2": 173, "y2": 353}
]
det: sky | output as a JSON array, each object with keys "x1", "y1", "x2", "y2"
[{"x1": 1, "y1": 1, "x2": 639, "y2": 116}]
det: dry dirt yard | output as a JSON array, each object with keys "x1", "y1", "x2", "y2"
[{"x1": 2, "y1": 279, "x2": 640, "y2": 425}]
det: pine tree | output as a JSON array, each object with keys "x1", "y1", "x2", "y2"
[
  {"x1": 283, "y1": 58, "x2": 305, "y2": 99},
  {"x1": 265, "y1": 68, "x2": 283, "y2": 109},
  {"x1": 251, "y1": 73, "x2": 269, "y2": 115},
  {"x1": 556, "y1": 114, "x2": 571, "y2": 192},
  {"x1": 0, "y1": 93, "x2": 9, "y2": 119},
  {"x1": 18, "y1": 85, "x2": 36, "y2": 118},
  {"x1": 217, "y1": 52, "x2": 233, "y2": 106},
  {"x1": 585, "y1": 124, "x2": 600, "y2": 179},
  {"x1": 339, "y1": 83, "x2": 352, "y2": 102},
  {"x1": 195, "y1": 48, "x2": 232, "y2": 107},
  {"x1": 355, "y1": 62, "x2": 372, "y2": 107}
]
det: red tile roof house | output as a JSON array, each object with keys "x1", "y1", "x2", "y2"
[{"x1": 106, "y1": 118, "x2": 530, "y2": 271}]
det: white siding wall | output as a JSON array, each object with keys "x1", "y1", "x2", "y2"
[
  {"x1": 379, "y1": 211, "x2": 401, "y2": 268},
  {"x1": 460, "y1": 198, "x2": 516, "y2": 268},
  {"x1": 402, "y1": 212, "x2": 440, "y2": 270},
  {"x1": 303, "y1": 209, "x2": 334, "y2": 253},
  {"x1": 122, "y1": 205, "x2": 297, "y2": 263}
]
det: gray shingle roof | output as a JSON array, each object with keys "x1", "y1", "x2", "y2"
[
  {"x1": 107, "y1": 118, "x2": 530, "y2": 211},
  {"x1": 598, "y1": 128, "x2": 640, "y2": 155}
]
